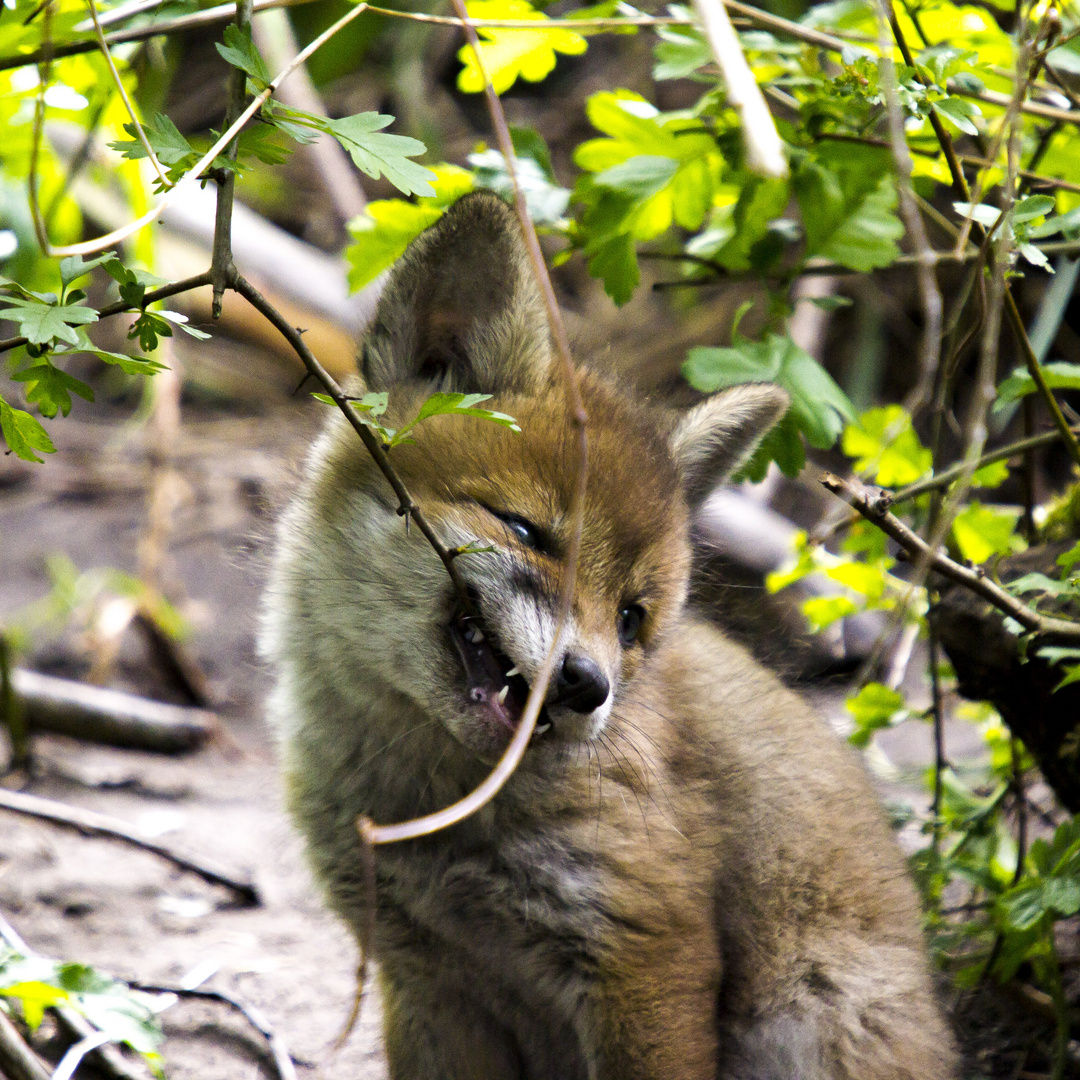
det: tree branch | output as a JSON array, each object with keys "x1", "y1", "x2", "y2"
[
  {"x1": 820, "y1": 472, "x2": 1080, "y2": 642},
  {"x1": 227, "y1": 272, "x2": 473, "y2": 606}
]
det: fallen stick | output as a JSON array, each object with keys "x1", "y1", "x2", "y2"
[
  {"x1": 0, "y1": 788, "x2": 259, "y2": 906},
  {"x1": 132, "y1": 984, "x2": 299, "y2": 1080},
  {"x1": 14, "y1": 669, "x2": 216, "y2": 754}
]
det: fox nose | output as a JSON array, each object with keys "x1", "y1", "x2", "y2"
[{"x1": 552, "y1": 653, "x2": 610, "y2": 713}]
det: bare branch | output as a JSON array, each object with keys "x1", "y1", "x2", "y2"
[
  {"x1": 692, "y1": 0, "x2": 788, "y2": 177},
  {"x1": 820, "y1": 473, "x2": 1080, "y2": 643},
  {"x1": 0, "y1": 788, "x2": 259, "y2": 905}
]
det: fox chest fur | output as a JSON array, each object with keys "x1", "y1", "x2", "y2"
[{"x1": 262, "y1": 193, "x2": 958, "y2": 1080}]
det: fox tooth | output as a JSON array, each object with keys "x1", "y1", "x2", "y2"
[
  {"x1": 497, "y1": 685, "x2": 509, "y2": 705},
  {"x1": 464, "y1": 625, "x2": 484, "y2": 644},
  {"x1": 505, "y1": 667, "x2": 520, "y2": 678},
  {"x1": 534, "y1": 723, "x2": 551, "y2": 736}
]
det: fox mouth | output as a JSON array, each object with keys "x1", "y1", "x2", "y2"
[{"x1": 448, "y1": 611, "x2": 552, "y2": 743}]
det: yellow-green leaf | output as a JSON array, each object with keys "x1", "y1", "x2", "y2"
[
  {"x1": 456, "y1": 0, "x2": 587, "y2": 95},
  {"x1": 951, "y1": 501, "x2": 1021, "y2": 564}
]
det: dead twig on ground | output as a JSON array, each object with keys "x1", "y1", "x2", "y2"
[
  {"x1": 0, "y1": 788, "x2": 259, "y2": 905},
  {"x1": 131, "y1": 984, "x2": 298, "y2": 1080}
]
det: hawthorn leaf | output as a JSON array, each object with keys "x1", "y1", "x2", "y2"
[
  {"x1": 0, "y1": 296, "x2": 98, "y2": 345},
  {"x1": 456, "y1": 0, "x2": 588, "y2": 95},
  {"x1": 215, "y1": 24, "x2": 271, "y2": 86},
  {"x1": 318, "y1": 113, "x2": 436, "y2": 198},
  {"x1": 0, "y1": 394, "x2": 55, "y2": 463},
  {"x1": 951, "y1": 501, "x2": 1021, "y2": 564},
  {"x1": 12, "y1": 361, "x2": 94, "y2": 418}
]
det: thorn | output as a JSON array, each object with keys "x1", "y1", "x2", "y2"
[{"x1": 497, "y1": 685, "x2": 509, "y2": 705}]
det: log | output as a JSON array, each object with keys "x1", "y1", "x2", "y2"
[{"x1": 13, "y1": 670, "x2": 216, "y2": 754}]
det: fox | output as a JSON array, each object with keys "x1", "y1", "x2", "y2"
[{"x1": 260, "y1": 191, "x2": 958, "y2": 1080}]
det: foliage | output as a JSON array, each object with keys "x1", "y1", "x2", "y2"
[{"x1": 0, "y1": 947, "x2": 165, "y2": 1074}]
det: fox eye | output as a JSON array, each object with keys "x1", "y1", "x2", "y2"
[
  {"x1": 492, "y1": 510, "x2": 541, "y2": 550},
  {"x1": 618, "y1": 604, "x2": 645, "y2": 647}
]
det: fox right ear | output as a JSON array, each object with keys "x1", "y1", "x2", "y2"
[
  {"x1": 360, "y1": 192, "x2": 553, "y2": 395},
  {"x1": 669, "y1": 384, "x2": 789, "y2": 507}
]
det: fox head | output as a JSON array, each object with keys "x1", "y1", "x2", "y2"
[{"x1": 266, "y1": 192, "x2": 787, "y2": 766}]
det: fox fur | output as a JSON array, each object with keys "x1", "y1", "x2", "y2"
[{"x1": 261, "y1": 191, "x2": 958, "y2": 1080}]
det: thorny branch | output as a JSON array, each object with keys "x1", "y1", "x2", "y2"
[
  {"x1": 820, "y1": 473, "x2": 1080, "y2": 643},
  {"x1": 229, "y1": 271, "x2": 473, "y2": 605}
]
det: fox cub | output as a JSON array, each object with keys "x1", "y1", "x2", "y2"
[{"x1": 262, "y1": 192, "x2": 957, "y2": 1079}]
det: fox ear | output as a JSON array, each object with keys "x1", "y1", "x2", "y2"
[
  {"x1": 669, "y1": 384, "x2": 789, "y2": 506},
  {"x1": 360, "y1": 191, "x2": 552, "y2": 394}
]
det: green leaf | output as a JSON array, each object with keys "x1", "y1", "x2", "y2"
[
  {"x1": 952, "y1": 201, "x2": 1002, "y2": 229},
  {"x1": 998, "y1": 880, "x2": 1048, "y2": 930},
  {"x1": 469, "y1": 146, "x2": 570, "y2": 224},
  {"x1": 1008, "y1": 573, "x2": 1080, "y2": 599},
  {"x1": 215, "y1": 24, "x2": 271, "y2": 86},
  {"x1": 0, "y1": 296, "x2": 98, "y2": 345},
  {"x1": 109, "y1": 113, "x2": 194, "y2": 167},
  {"x1": 1013, "y1": 194, "x2": 1056, "y2": 223},
  {"x1": 684, "y1": 332, "x2": 854, "y2": 460},
  {"x1": 390, "y1": 391, "x2": 521, "y2": 446},
  {"x1": 653, "y1": 25, "x2": 710, "y2": 80},
  {"x1": 0, "y1": 981, "x2": 69, "y2": 1029},
  {"x1": 951, "y1": 501, "x2": 1021, "y2": 564},
  {"x1": 802, "y1": 594, "x2": 857, "y2": 633},
  {"x1": 994, "y1": 362, "x2": 1080, "y2": 408},
  {"x1": 456, "y1": 0, "x2": 588, "y2": 95},
  {"x1": 585, "y1": 230, "x2": 639, "y2": 305},
  {"x1": 59, "y1": 251, "x2": 116, "y2": 289},
  {"x1": 796, "y1": 144, "x2": 903, "y2": 272},
  {"x1": 317, "y1": 112, "x2": 436, "y2": 198},
  {"x1": 1028, "y1": 206, "x2": 1080, "y2": 239},
  {"x1": 930, "y1": 95, "x2": 981, "y2": 135},
  {"x1": 842, "y1": 405, "x2": 931, "y2": 487},
  {"x1": 972, "y1": 459, "x2": 1009, "y2": 488},
  {"x1": 846, "y1": 682, "x2": 906, "y2": 747},
  {"x1": 713, "y1": 176, "x2": 790, "y2": 272},
  {"x1": 346, "y1": 199, "x2": 447, "y2": 292},
  {"x1": 12, "y1": 361, "x2": 94, "y2": 418},
  {"x1": 594, "y1": 154, "x2": 681, "y2": 200},
  {"x1": 0, "y1": 395, "x2": 56, "y2": 463},
  {"x1": 67, "y1": 329, "x2": 168, "y2": 376}
]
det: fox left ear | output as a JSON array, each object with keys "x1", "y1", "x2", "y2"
[
  {"x1": 669, "y1": 384, "x2": 790, "y2": 506},
  {"x1": 360, "y1": 191, "x2": 553, "y2": 395}
]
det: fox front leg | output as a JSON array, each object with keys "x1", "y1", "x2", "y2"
[{"x1": 379, "y1": 969, "x2": 525, "y2": 1080}]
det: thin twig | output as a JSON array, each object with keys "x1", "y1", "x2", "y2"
[
  {"x1": 0, "y1": 271, "x2": 213, "y2": 357},
  {"x1": 0, "y1": 634, "x2": 29, "y2": 773},
  {"x1": 892, "y1": 423, "x2": 1080, "y2": 502},
  {"x1": 0, "y1": 787, "x2": 259, "y2": 904},
  {"x1": 130, "y1": 985, "x2": 297, "y2": 1080},
  {"x1": 85, "y1": 0, "x2": 171, "y2": 189},
  {"x1": 350, "y1": 0, "x2": 591, "y2": 846},
  {"x1": 929, "y1": 624, "x2": 945, "y2": 854},
  {"x1": 820, "y1": 473, "x2": 1080, "y2": 642},
  {"x1": 211, "y1": 0, "x2": 253, "y2": 316}
]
